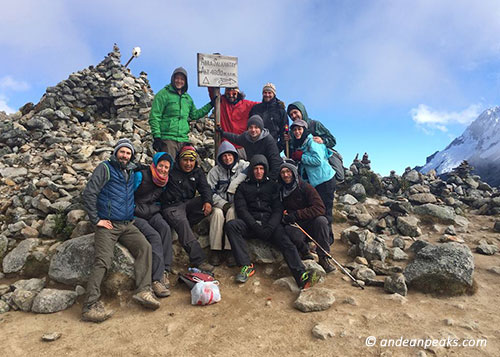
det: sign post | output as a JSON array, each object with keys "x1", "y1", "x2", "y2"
[{"x1": 197, "y1": 53, "x2": 238, "y2": 156}]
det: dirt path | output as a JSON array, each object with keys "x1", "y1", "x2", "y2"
[{"x1": 1, "y1": 217, "x2": 499, "y2": 356}]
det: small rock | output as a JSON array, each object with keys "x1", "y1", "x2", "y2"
[
  {"x1": 12, "y1": 289, "x2": 36, "y2": 312},
  {"x1": 476, "y1": 243, "x2": 498, "y2": 255},
  {"x1": 294, "y1": 288, "x2": 335, "y2": 312},
  {"x1": 352, "y1": 266, "x2": 376, "y2": 281},
  {"x1": 354, "y1": 256, "x2": 368, "y2": 265},
  {"x1": 384, "y1": 273, "x2": 408, "y2": 296},
  {"x1": 0, "y1": 300, "x2": 10, "y2": 313},
  {"x1": 311, "y1": 323, "x2": 335, "y2": 340},
  {"x1": 342, "y1": 297, "x2": 358, "y2": 306},
  {"x1": 392, "y1": 237, "x2": 406, "y2": 250},
  {"x1": 444, "y1": 225, "x2": 456, "y2": 235},
  {"x1": 487, "y1": 266, "x2": 500, "y2": 275},
  {"x1": 273, "y1": 277, "x2": 300, "y2": 293},
  {"x1": 31, "y1": 289, "x2": 77, "y2": 313},
  {"x1": 389, "y1": 247, "x2": 408, "y2": 261},
  {"x1": 385, "y1": 293, "x2": 407, "y2": 304},
  {"x1": 42, "y1": 332, "x2": 62, "y2": 342}
]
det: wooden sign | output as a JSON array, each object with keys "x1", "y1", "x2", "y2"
[{"x1": 197, "y1": 53, "x2": 238, "y2": 88}]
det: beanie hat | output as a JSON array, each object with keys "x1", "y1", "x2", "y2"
[
  {"x1": 179, "y1": 145, "x2": 198, "y2": 160},
  {"x1": 290, "y1": 119, "x2": 308, "y2": 130},
  {"x1": 113, "y1": 138, "x2": 135, "y2": 157},
  {"x1": 247, "y1": 115, "x2": 264, "y2": 130},
  {"x1": 262, "y1": 82, "x2": 276, "y2": 95}
]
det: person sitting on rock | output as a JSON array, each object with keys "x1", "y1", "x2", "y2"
[
  {"x1": 206, "y1": 141, "x2": 249, "y2": 266},
  {"x1": 160, "y1": 145, "x2": 214, "y2": 272},
  {"x1": 133, "y1": 152, "x2": 174, "y2": 299},
  {"x1": 150, "y1": 67, "x2": 214, "y2": 158},
  {"x1": 278, "y1": 161, "x2": 336, "y2": 273},
  {"x1": 217, "y1": 115, "x2": 282, "y2": 180},
  {"x1": 225, "y1": 154, "x2": 318, "y2": 289},
  {"x1": 81, "y1": 138, "x2": 160, "y2": 323},
  {"x1": 289, "y1": 120, "x2": 336, "y2": 242}
]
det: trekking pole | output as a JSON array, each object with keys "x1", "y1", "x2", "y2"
[
  {"x1": 284, "y1": 124, "x2": 290, "y2": 158},
  {"x1": 290, "y1": 222, "x2": 364, "y2": 290}
]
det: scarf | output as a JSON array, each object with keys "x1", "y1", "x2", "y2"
[{"x1": 150, "y1": 163, "x2": 168, "y2": 187}]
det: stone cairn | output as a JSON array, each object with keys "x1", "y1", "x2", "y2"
[{"x1": 0, "y1": 46, "x2": 499, "y2": 315}]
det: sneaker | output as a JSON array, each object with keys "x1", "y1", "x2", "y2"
[
  {"x1": 162, "y1": 271, "x2": 171, "y2": 289},
  {"x1": 235, "y1": 264, "x2": 255, "y2": 283},
  {"x1": 208, "y1": 250, "x2": 223, "y2": 266},
  {"x1": 81, "y1": 301, "x2": 113, "y2": 323},
  {"x1": 196, "y1": 261, "x2": 215, "y2": 273},
  {"x1": 133, "y1": 289, "x2": 160, "y2": 310},
  {"x1": 152, "y1": 281, "x2": 171, "y2": 298},
  {"x1": 318, "y1": 257, "x2": 337, "y2": 274},
  {"x1": 299, "y1": 270, "x2": 319, "y2": 290}
]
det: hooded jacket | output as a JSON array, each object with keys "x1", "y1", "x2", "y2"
[
  {"x1": 278, "y1": 163, "x2": 326, "y2": 221},
  {"x1": 287, "y1": 101, "x2": 336, "y2": 151},
  {"x1": 133, "y1": 152, "x2": 173, "y2": 219},
  {"x1": 206, "y1": 141, "x2": 249, "y2": 209},
  {"x1": 150, "y1": 67, "x2": 213, "y2": 142},
  {"x1": 296, "y1": 134, "x2": 335, "y2": 187},
  {"x1": 208, "y1": 87, "x2": 259, "y2": 148},
  {"x1": 161, "y1": 155, "x2": 213, "y2": 207},
  {"x1": 234, "y1": 155, "x2": 283, "y2": 230},
  {"x1": 249, "y1": 97, "x2": 288, "y2": 151},
  {"x1": 221, "y1": 124, "x2": 282, "y2": 180}
]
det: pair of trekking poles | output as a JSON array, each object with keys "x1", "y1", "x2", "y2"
[{"x1": 289, "y1": 222, "x2": 364, "y2": 290}]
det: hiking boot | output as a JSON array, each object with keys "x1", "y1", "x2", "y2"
[
  {"x1": 299, "y1": 270, "x2": 319, "y2": 290},
  {"x1": 225, "y1": 252, "x2": 236, "y2": 267},
  {"x1": 152, "y1": 281, "x2": 171, "y2": 298},
  {"x1": 235, "y1": 264, "x2": 255, "y2": 283},
  {"x1": 162, "y1": 271, "x2": 171, "y2": 289},
  {"x1": 196, "y1": 261, "x2": 215, "y2": 273},
  {"x1": 133, "y1": 289, "x2": 160, "y2": 310},
  {"x1": 318, "y1": 257, "x2": 336, "y2": 274},
  {"x1": 208, "y1": 250, "x2": 223, "y2": 266},
  {"x1": 81, "y1": 301, "x2": 113, "y2": 323},
  {"x1": 301, "y1": 250, "x2": 315, "y2": 261}
]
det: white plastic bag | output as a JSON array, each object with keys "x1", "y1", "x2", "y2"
[{"x1": 191, "y1": 281, "x2": 221, "y2": 305}]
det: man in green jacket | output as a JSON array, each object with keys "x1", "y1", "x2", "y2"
[{"x1": 150, "y1": 67, "x2": 213, "y2": 158}]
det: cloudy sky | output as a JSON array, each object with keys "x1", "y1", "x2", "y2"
[{"x1": 1, "y1": 0, "x2": 499, "y2": 175}]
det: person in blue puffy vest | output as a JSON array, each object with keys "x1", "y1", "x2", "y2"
[{"x1": 81, "y1": 138, "x2": 160, "y2": 323}]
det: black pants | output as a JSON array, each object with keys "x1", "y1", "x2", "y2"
[
  {"x1": 225, "y1": 219, "x2": 305, "y2": 285},
  {"x1": 284, "y1": 216, "x2": 331, "y2": 258},
  {"x1": 162, "y1": 197, "x2": 207, "y2": 265},
  {"x1": 134, "y1": 213, "x2": 173, "y2": 282},
  {"x1": 315, "y1": 177, "x2": 335, "y2": 243}
]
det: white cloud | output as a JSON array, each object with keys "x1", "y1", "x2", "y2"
[
  {"x1": 0, "y1": 94, "x2": 15, "y2": 114},
  {"x1": 411, "y1": 104, "x2": 482, "y2": 132},
  {"x1": 0, "y1": 76, "x2": 29, "y2": 91}
]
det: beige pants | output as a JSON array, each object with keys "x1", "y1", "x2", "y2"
[{"x1": 209, "y1": 206, "x2": 236, "y2": 250}]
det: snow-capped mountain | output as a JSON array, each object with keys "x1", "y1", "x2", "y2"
[{"x1": 418, "y1": 106, "x2": 500, "y2": 187}]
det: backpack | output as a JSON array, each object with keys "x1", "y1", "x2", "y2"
[{"x1": 308, "y1": 120, "x2": 345, "y2": 183}]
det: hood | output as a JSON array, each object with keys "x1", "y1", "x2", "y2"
[
  {"x1": 248, "y1": 154, "x2": 269, "y2": 182},
  {"x1": 278, "y1": 161, "x2": 299, "y2": 186},
  {"x1": 216, "y1": 141, "x2": 239, "y2": 166},
  {"x1": 287, "y1": 101, "x2": 310, "y2": 122},
  {"x1": 170, "y1": 67, "x2": 188, "y2": 94},
  {"x1": 153, "y1": 152, "x2": 174, "y2": 167},
  {"x1": 244, "y1": 127, "x2": 271, "y2": 142}
]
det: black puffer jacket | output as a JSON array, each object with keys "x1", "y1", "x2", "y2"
[
  {"x1": 134, "y1": 168, "x2": 164, "y2": 219},
  {"x1": 249, "y1": 97, "x2": 288, "y2": 151},
  {"x1": 234, "y1": 155, "x2": 282, "y2": 230},
  {"x1": 161, "y1": 162, "x2": 213, "y2": 207}
]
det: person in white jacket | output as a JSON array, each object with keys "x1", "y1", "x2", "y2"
[{"x1": 207, "y1": 141, "x2": 249, "y2": 266}]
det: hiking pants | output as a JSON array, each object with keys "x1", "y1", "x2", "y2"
[
  {"x1": 284, "y1": 216, "x2": 331, "y2": 259},
  {"x1": 84, "y1": 221, "x2": 152, "y2": 308},
  {"x1": 162, "y1": 197, "x2": 207, "y2": 265},
  {"x1": 315, "y1": 177, "x2": 335, "y2": 243},
  {"x1": 225, "y1": 219, "x2": 305, "y2": 285},
  {"x1": 134, "y1": 213, "x2": 173, "y2": 282},
  {"x1": 158, "y1": 139, "x2": 187, "y2": 161},
  {"x1": 209, "y1": 205, "x2": 236, "y2": 250}
]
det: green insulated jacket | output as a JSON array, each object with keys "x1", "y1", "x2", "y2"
[{"x1": 149, "y1": 84, "x2": 213, "y2": 142}]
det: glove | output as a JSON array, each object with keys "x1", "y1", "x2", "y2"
[
  {"x1": 222, "y1": 202, "x2": 232, "y2": 215},
  {"x1": 283, "y1": 212, "x2": 297, "y2": 224},
  {"x1": 291, "y1": 150, "x2": 303, "y2": 162},
  {"x1": 210, "y1": 95, "x2": 219, "y2": 107},
  {"x1": 215, "y1": 125, "x2": 224, "y2": 135},
  {"x1": 262, "y1": 225, "x2": 274, "y2": 239},
  {"x1": 153, "y1": 138, "x2": 163, "y2": 152}
]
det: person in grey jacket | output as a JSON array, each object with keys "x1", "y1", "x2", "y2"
[
  {"x1": 206, "y1": 141, "x2": 249, "y2": 265},
  {"x1": 81, "y1": 138, "x2": 160, "y2": 323}
]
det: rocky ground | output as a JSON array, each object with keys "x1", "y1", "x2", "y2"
[{"x1": 1, "y1": 45, "x2": 499, "y2": 356}]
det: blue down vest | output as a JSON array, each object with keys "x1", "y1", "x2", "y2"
[{"x1": 96, "y1": 160, "x2": 135, "y2": 221}]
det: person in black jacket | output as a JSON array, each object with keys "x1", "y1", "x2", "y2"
[
  {"x1": 161, "y1": 145, "x2": 214, "y2": 272},
  {"x1": 279, "y1": 161, "x2": 335, "y2": 273},
  {"x1": 225, "y1": 155, "x2": 318, "y2": 289},
  {"x1": 134, "y1": 152, "x2": 174, "y2": 298},
  {"x1": 218, "y1": 115, "x2": 282, "y2": 180},
  {"x1": 249, "y1": 83, "x2": 288, "y2": 152}
]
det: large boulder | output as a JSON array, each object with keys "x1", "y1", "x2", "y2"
[
  {"x1": 2, "y1": 238, "x2": 40, "y2": 274},
  {"x1": 48, "y1": 234, "x2": 135, "y2": 291},
  {"x1": 294, "y1": 288, "x2": 336, "y2": 312},
  {"x1": 404, "y1": 242, "x2": 475, "y2": 296},
  {"x1": 413, "y1": 204, "x2": 456, "y2": 224},
  {"x1": 31, "y1": 288, "x2": 77, "y2": 313}
]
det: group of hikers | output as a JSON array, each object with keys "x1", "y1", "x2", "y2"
[{"x1": 80, "y1": 67, "x2": 341, "y2": 323}]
